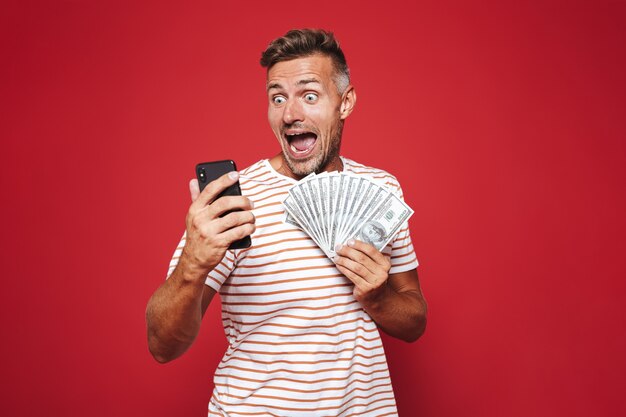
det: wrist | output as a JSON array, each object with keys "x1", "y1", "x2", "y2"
[
  {"x1": 360, "y1": 284, "x2": 393, "y2": 313},
  {"x1": 176, "y1": 249, "x2": 211, "y2": 285}
]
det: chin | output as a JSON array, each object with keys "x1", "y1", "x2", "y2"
[
  {"x1": 287, "y1": 160, "x2": 319, "y2": 176},
  {"x1": 284, "y1": 152, "x2": 324, "y2": 177}
]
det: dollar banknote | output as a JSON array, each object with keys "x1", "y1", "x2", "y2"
[{"x1": 282, "y1": 171, "x2": 414, "y2": 259}]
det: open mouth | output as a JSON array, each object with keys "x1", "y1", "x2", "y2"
[{"x1": 284, "y1": 131, "x2": 318, "y2": 157}]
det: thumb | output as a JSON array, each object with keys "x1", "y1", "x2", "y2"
[{"x1": 189, "y1": 179, "x2": 200, "y2": 202}]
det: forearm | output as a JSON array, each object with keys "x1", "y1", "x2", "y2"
[
  {"x1": 146, "y1": 172, "x2": 254, "y2": 362},
  {"x1": 146, "y1": 256, "x2": 208, "y2": 363},
  {"x1": 360, "y1": 285, "x2": 427, "y2": 343}
]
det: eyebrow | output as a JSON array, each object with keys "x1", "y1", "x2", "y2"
[
  {"x1": 267, "y1": 82, "x2": 282, "y2": 91},
  {"x1": 296, "y1": 78, "x2": 321, "y2": 87},
  {"x1": 266, "y1": 78, "x2": 321, "y2": 91}
]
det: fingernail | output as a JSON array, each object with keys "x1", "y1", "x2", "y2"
[
  {"x1": 334, "y1": 244, "x2": 343, "y2": 252},
  {"x1": 229, "y1": 171, "x2": 239, "y2": 180},
  {"x1": 332, "y1": 255, "x2": 339, "y2": 263},
  {"x1": 347, "y1": 239, "x2": 355, "y2": 247},
  {"x1": 249, "y1": 199, "x2": 254, "y2": 209}
]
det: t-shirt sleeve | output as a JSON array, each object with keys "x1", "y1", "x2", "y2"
[
  {"x1": 384, "y1": 222, "x2": 419, "y2": 274},
  {"x1": 166, "y1": 231, "x2": 236, "y2": 292},
  {"x1": 379, "y1": 176, "x2": 419, "y2": 274}
]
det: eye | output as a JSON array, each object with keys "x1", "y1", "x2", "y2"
[
  {"x1": 304, "y1": 93, "x2": 318, "y2": 102},
  {"x1": 272, "y1": 96, "x2": 286, "y2": 105}
]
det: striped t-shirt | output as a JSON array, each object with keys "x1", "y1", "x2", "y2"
[{"x1": 167, "y1": 156, "x2": 419, "y2": 417}]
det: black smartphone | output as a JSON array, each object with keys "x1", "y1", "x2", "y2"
[{"x1": 195, "y1": 160, "x2": 252, "y2": 249}]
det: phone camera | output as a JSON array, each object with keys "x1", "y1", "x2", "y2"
[{"x1": 199, "y1": 168, "x2": 206, "y2": 182}]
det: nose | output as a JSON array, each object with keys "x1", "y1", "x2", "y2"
[{"x1": 283, "y1": 98, "x2": 304, "y2": 125}]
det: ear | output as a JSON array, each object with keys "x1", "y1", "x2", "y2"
[{"x1": 339, "y1": 85, "x2": 357, "y2": 120}]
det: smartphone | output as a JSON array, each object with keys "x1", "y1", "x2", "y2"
[{"x1": 195, "y1": 160, "x2": 252, "y2": 249}]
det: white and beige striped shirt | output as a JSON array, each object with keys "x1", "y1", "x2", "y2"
[{"x1": 167, "y1": 157, "x2": 418, "y2": 416}]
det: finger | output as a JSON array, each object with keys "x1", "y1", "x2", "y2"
[
  {"x1": 334, "y1": 262, "x2": 371, "y2": 289},
  {"x1": 346, "y1": 239, "x2": 387, "y2": 266},
  {"x1": 192, "y1": 171, "x2": 240, "y2": 209},
  {"x1": 208, "y1": 196, "x2": 255, "y2": 219},
  {"x1": 189, "y1": 179, "x2": 200, "y2": 202},
  {"x1": 214, "y1": 210, "x2": 256, "y2": 234},
  {"x1": 333, "y1": 254, "x2": 375, "y2": 283},
  {"x1": 219, "y1": 222, "x2": 255, "y2": 245},
  {"x1": 335, "y1": 243, "x2": 378, "y2": 276}
]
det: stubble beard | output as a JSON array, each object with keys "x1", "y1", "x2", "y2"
[{"x1": 283, "y1": 121, "x2": 344, "y2": 177}]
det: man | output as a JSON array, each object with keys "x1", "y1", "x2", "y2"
[{"x1": 146, "y1": 29, "x2": 427, "y2": 416}]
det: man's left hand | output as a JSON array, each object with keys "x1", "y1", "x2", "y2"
[{"x1": 333, "y1": 239, "x2": 391, "y2": 306}]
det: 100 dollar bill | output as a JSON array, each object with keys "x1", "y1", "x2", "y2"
[{"x1": 282, "y1": 171, "x2": 413, "y2": 260}]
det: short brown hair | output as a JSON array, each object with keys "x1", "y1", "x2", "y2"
[{"x1": 260, "y1": 29, "x2": 350, "y2": 92}]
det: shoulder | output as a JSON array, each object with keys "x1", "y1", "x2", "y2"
[
  {"x1": 239, "y1": 159, "x2": 281, "y2": 185},
  {"x1": 237, "y1": 159, "x2": 292, "y2": 198},
  {"x1": 341, "y1": 156, "x2": 403, "y2": 195},
  {"x1": 239, "y1": 159, "x2": 268, "y2": 179}
]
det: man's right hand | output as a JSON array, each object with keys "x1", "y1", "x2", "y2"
[{"x1": 181, "y1": 171, "x2": 255, "y2": 277}]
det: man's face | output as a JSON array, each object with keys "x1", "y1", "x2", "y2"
[{"x1": 267, "y1": 55, "x2": 354, "y2": 178}]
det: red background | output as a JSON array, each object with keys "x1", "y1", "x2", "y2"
[{"x1": 1, "y1": 1, "x2": 625, "y2": 416}]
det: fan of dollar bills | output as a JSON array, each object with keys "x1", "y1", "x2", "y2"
[{"x1": 282, "y1": 172, "x2": 414, "y2": 259}]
